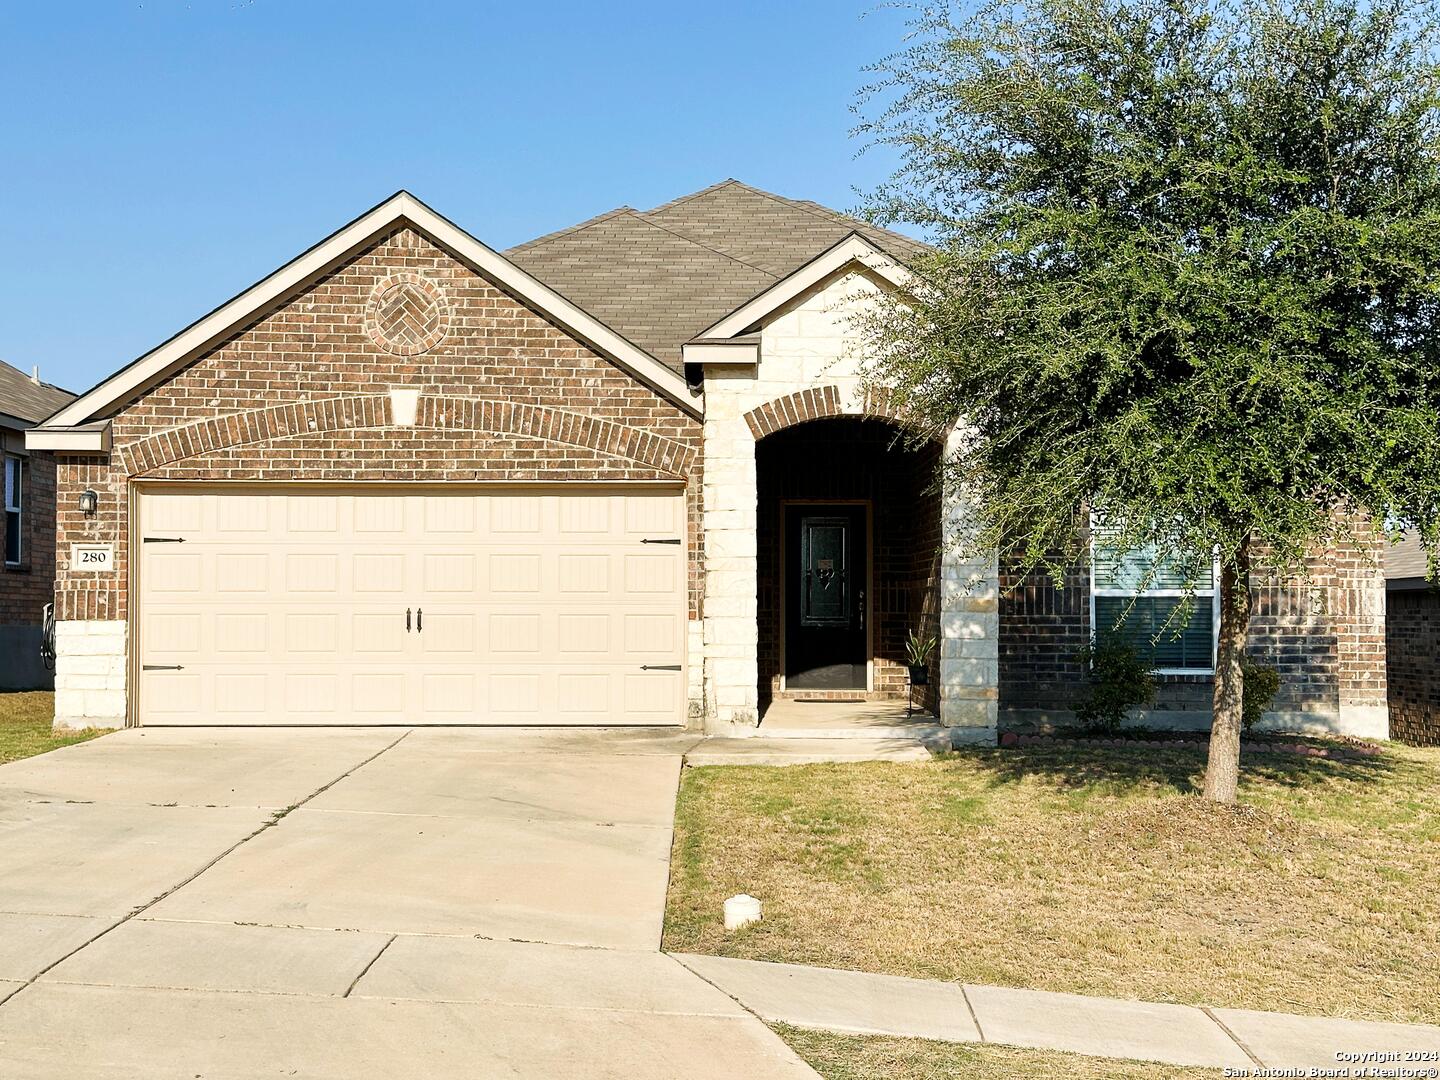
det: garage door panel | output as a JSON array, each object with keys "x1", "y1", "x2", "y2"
[
  {"x1": 215, "y1": 552, "x2": 269, "y2": 593},
  {"x1": 422, "y1": 672, "x2": 475, "y2": 713},
  {"x1": 213, "y1": 672, "x2": 268, "y2": 714},
  {"x1": 142, "y1": 671, "x2": 204, "y2": 715},
  {"x1": 625, "y1": 671, "x2": 682, "y2": 717},
  {"x1": 624, "y1": 494, "x2": 680, "y2": 535},
  {"x1": 138, "y1": 489, "x2": 686, "y2": 726},
  {"x1": 487, "y1": 553, "x2": 541, "y2": 594},
  {"x1": 353, "y1": 553, "x2": 405, "y2": 593},
  {"x1": 213, "y1": 612, "x2": 268, "y2": 654},
  {"x1": 353, "y1": 612, "x2": 407, "y2": 655}
]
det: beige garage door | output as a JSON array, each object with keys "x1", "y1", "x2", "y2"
[{"x1": 136, "y1": 488, "x2": 687, "y2": 726}]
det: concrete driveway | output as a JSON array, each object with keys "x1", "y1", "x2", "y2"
[{"x1": 0, "y1": 728, "x2": 816, "y2": 1079}]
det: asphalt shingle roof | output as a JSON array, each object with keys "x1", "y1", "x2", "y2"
[
  {"x1": 507, "y1": 179, "x2": 927, "y2": 370},
  {"x1": 0, "y1": 359, "x2": 75, "y2": 427},
  {"x1": 1387, "y1": 533, "x2": 1431, "y2": 583}
]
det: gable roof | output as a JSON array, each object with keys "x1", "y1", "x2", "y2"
[
  {"x1": 35, "y1": 192, "x2": 699, "y2": 442},
  {"x1": 0, "y1": 360, "x2": 74, "y2": 430},
  {"x1": 508, "y1": 179, "x2": 927, "y2": 368},
  {"x1": 32, "y1": 182, "x2": 926, "y2": 448}
]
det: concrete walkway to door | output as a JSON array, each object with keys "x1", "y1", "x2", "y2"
[{"x1": 0, "y1": 727, "x2": 816, "y2": 1079}]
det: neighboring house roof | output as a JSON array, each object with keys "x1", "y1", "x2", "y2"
[
  {"x1": 0, "y1": 359, "x2": 74, "y2": 431},
  {"x1": 1387, "y1": 533, "x2": 1433, "y2": 589},
  {"x1": 507, "y1": 179, "x2": 928, "y2": 369}
]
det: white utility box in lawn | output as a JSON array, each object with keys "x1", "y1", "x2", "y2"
[{"x1": 724, "y1": 894, "x2": 762, "y2": 930}]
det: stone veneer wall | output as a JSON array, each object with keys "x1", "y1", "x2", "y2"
[
  {"x1": 700, "y1": 270, "x2": 998, "y2": 735},
  {"x1": 51, "y1": 226, "x2": 703, "y2": 731}
]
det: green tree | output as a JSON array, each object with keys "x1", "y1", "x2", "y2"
[{"x1": 854, "y1": 0, "x2": 1440, "y2": 801}]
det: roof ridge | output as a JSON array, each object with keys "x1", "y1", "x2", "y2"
[
  {"x1": 642, "y1": 178, "x2": 743, "y2": 216},
  {"x1": 648, "y1": 178, "x2": 930, "y2": 257},
  {"x1": 748, "y1": 188, "x2": 932, "y2": 253},
  {"x1": 632, "y1": 211, "x2": 780, "y2": 280},
  {"x1": 516, "y1": 202, "x2": 779, "y2": 280},
  {"x1": 504, "y1": 205, "x2": 636, "y2": 254}
]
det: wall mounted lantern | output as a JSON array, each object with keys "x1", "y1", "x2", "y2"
[{"x1": 78, "y1": 489, "x2": 98, "y2": 517}]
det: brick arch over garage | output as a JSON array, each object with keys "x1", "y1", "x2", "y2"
[
  {"x1": 119, "y1": 394, "x2": 697, "y2": 477},
  {"x1": 742, "y1": 385, "x2": 921, "y2": 440}
]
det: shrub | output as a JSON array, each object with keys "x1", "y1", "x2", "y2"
[
  {"x1": 1240, "y1": 659, "x2": 1282, "y2": 732},
  {"x1": 1073, "y1": 637, "x2": 1156, "y2": 734}
]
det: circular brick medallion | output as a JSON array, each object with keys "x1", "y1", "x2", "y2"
[{"x1": 365, "y1": 272, "x2": 450, "y2": 355}]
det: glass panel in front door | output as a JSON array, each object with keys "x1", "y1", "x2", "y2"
[{"x1": 800, "y1": 517, "x2": 849, "y2": 627}]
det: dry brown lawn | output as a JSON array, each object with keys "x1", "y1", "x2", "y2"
[
  {"x1": 0, "y1": 692, "x2": 102, "y2": 764},
  {"x1": 773, "y1": 1025, "x2": 1219, "y2": 1080},
  {"x1": 664, "y1": 742, "x2": 1440, "y2": 1024}
]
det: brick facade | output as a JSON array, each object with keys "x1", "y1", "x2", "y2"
[
  {"x1": 1386, "y1": 587, "x2": 1440, "y2": 746},
  {"x1": 52, "y1": 226, "x2": 703, "y2": 726},
  {"x1": 37, "y1": 204, "x2": 1392, "y2": 740},
  {"x1": 1, "y1": 445, "x2": 59, "y2": 688},
  {"x1": 1000, "y1": 532, "x2": 1389, "y2": 734},
  {"x1": 56, "y1": 226, "x2": 702, "y2": 615}
]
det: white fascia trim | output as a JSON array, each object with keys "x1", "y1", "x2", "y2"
[
  {"x1": 681, "y1": 341, "x2": 761, "y2": 365},
  {"x1": 699, "y1": 233, "x2": 913, "y2": 340},
  {"x1": 26, "y1": 422, "x2": 112, "y2": 453},
  {"x1": 39, "y1": 192, "x2": 699, "y2": 431}
]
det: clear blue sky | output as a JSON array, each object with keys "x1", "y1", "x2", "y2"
[{"x1": 0, "y1": 0, "x2": 915, "y2": 395}]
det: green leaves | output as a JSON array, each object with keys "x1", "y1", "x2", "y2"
[{"x1": 855, "y1": 0, "x2": 1440, "y2": 580}]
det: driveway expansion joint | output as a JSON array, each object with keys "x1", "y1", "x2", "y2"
[{"x1": 0, "y1": 729, "x2": 414, "y2": 1010}]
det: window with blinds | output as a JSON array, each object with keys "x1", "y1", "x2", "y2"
[
  {"x1": 4, "y1": 456, "x2": 21, "y2": 567},
  {"x1": 1090, "y1": 522, "x2": 1218, "y2": 673}
]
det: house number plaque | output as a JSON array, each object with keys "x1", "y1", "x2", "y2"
[{"x1": 70, "y1": 544, "x2": 114, "y2": 572}]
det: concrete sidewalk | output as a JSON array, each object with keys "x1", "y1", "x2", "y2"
[{"x1": 674, "y1": 953, "x2": 1440, "y2": 1071}]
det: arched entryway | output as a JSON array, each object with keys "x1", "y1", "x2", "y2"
[{"x1": 754, "y1": 416, "x2": 942, "y2": 714}]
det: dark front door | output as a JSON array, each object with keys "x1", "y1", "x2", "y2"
[{"x1": 785, "y1": 505, "x2": 867, "y2": 689}]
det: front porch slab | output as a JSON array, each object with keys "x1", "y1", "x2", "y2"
[{"x1": 758, "y1": 699, "x2": 939, "y2": 740}]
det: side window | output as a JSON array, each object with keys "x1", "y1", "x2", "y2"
[
  {"x1": 1090, "y1": 519, "x2": 1217, "y2": 673},
  {"x1": 4, "y1": 455, "x2": 21, "y2": 566}
]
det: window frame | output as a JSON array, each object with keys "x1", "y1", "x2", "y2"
[
  {"x1": 3, "y1": 454, "x2": 22, "y2": 568},
  {"x1": 1088, "y1": 516, "x2": 1221, "y2": 676}
]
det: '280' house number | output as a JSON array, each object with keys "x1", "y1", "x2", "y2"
[{"x1": 70, "y1": 544, "x2": 114, "y2": 572}]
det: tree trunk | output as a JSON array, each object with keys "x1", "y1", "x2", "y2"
[{"x1": 1203, "y1": 537, "x2": 1252, "y2": 803}]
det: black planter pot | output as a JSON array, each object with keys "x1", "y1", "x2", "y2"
[{"x1": 907, "y1": 664, "x2": 930, "y2": 686}]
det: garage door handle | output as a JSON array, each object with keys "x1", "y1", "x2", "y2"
[
  {"x1": 406, "y1": 608, "x2": 411, "y2": 633},
  {"x1": 143, "y1": 664, "x2": 184, "y2": 671},
  {"x1": 640, "y1": 538, "x2": 682, "y2": 545},
  {"x1": 416, "y1": 608, "x2": 423, "y2": 632},
  {"x1": 640, "y1": 664, "x2": 681, "y2": 671}
]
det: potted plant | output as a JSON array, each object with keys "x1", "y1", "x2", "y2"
[{"x1": 905, "y1": 629, "x2": 936, "y2": 685}]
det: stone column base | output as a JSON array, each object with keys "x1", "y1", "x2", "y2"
[{"x1": 53, "y1": 620, "x2": 128, "y2": 732}]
